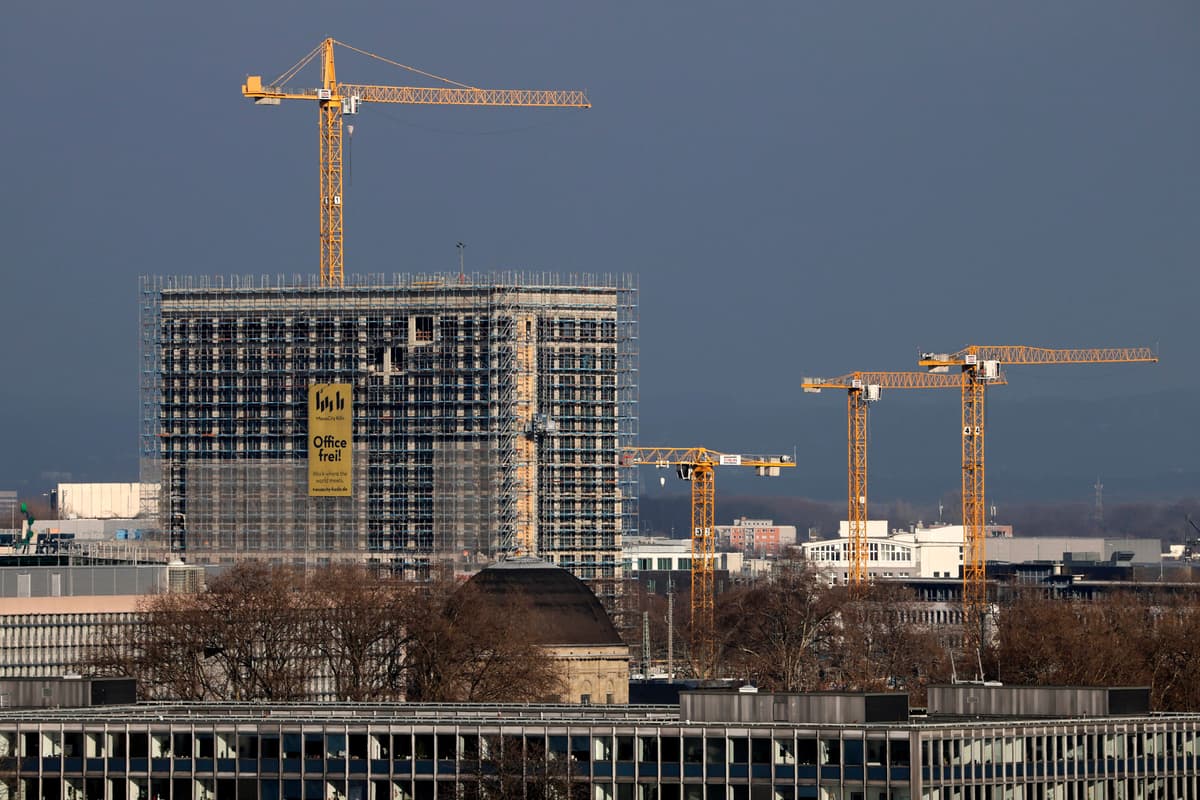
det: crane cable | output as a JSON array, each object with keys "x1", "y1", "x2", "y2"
[
  {"x1": 269, "y1": 41, "x2": 324, "y2": 89},
  {"x1": 332, "y1": 39, "x2": 477, "y2": 90}
]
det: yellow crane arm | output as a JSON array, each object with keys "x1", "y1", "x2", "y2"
[
  {"x1": 920, "y1": 346, "x2": 1157, "y2": 368},
  {"x1": 343, "y1": 84, "x2": 590, "y2": 107},
  {"x1": 241, "y1": 38, "x2": 589, "y2": 288},
  {"x1": 243, "y1": 77, "x2": 590, "y2": 108},
  {"x1": 620, "y1": 447, "x2": 794, "y2": 469},
  {"x1": 803, "y1": 371, "x2": 983, "y2": 392},
  {"x1": 623, "y1": 443, "x2": 793, "y2": 678},
  {"x1": 914, "y1": 342, "x2": 1158, "y2": 655}
]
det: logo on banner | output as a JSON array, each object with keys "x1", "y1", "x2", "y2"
[{"x1": 308, "y1": 383, "x2": 352, "y2": 497}]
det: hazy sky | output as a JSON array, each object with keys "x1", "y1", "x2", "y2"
[{"x1": 2, "y1": 2, "x2": 1196, "y2": 504}]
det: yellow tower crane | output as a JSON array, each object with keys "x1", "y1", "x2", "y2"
[
  {"x1": 801, "y1": 370, "x2": 1006, "y2": 590},
  {"x1": 242, "y1": 38, "x2": 591, "y2": 287},
  {"x1": 918, "y1": 346, "x2": 1158, "y2": 652},
  {"x1": 621, "y1": 447, "x2": 794, "y2": 676}
]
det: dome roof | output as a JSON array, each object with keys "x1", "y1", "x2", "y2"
[{"x1": 464, "y1": 558, "x2": 623, "y2": 647}]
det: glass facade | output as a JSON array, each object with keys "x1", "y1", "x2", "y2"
[{"x1": 2, "y1": 705, "x2": 1199, "y2": 800}]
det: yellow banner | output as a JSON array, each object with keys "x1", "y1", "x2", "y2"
[{"x1": 308, "y1": 383, "x2": 352, "y2": 497}]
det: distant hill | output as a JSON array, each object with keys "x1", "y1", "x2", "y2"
[{"x1": 636, "y1": 492, "x2": 1200, "y2": 544}]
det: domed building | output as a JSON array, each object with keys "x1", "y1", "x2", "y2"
[{"x1": 465, "y1": 558, "x2": 630, "y2": 704}]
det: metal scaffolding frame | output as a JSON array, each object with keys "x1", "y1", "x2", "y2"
[{"x1": 139, "y1": 273, "x2": 637, "y2": 597}]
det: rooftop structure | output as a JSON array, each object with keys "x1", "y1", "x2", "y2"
[
  {"x1": 1, "y1": 685, "x2": 1195, "y2": 799},
  {"x1": 466, "y1": 558, "x2": 623, "y2": 648},
  {"x1": 465, "y1": 558, "x2": 630, "y2": 704},
  {"x1": 139, "y1": 273, "x2": 638, "y2": 595}
]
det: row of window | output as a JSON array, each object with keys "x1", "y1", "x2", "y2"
[
  {"x1": 3, "y1": 732, "x2": 909, "y2": 769},
  {"x1": 925, "y1": 730, "x2": 1200, "y2": 767}
]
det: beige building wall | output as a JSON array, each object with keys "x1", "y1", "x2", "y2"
[
  {"x1": 546, "y1": 643, "x2": 629, "y2": 705},
  {"x1": 0, "y1": 597, "x2": 143, "y2": 680}
]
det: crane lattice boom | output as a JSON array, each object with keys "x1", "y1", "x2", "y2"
[
  {"x1": 242, "y1": 38, "x2": 590, "y2": 287},
  {"x1": 803, "y1": 371, "x2": 967, "y2": 392},
  {"x1": 920, "y1": 346, "x2": 1158, "y2": 368},
  {"x1": 916, "y1": 344, "x2": 1157, "y2": 657},
  {"x1": 802, "y1": 371, "x2": 1006, "y2": 590},
  {"x1": 623, "y1": 446, "x2": 794, "y2": 678},
  {"x1": 621, "y1": 447, "x2": 793, "y2": 470}
]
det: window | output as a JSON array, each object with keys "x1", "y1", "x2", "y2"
[
  {"x1": 617, "y1": 736, "x2": 635, "y2": 762},
  {"x1": 416, "y1": 317, "x2": 433, "y2": 340}
]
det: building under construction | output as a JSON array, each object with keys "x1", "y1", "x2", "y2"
[{"x1": 139, "y1": 273, "x2": 637, "y2": 591}]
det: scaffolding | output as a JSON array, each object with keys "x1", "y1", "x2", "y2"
[{"x1": 138, "y1": 273, "x2": 637, "y2": 597}]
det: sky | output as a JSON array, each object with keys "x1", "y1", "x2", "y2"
[{"x1": 1, "y1": 2, "x2": 1197, "y2": 505}]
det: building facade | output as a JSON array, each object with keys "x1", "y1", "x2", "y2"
[
  {"x1": 715, "y1": 519, "x2": 797, "y2": 557},
  {"x1": 801, "y1": 523, "x2": 1161, "y2": 584},
  {"x1": 0, "y1": 560, "x2": 204, "y2": 682},
  {"x1": 140, "y1": 274, "x2": 638, "y2": 590},
  {"x1": 2, "y1": 686, "x2": 1199, "y2": 800}
]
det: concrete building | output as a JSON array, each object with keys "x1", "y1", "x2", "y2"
[
  {"x1": 0, "y1": 492, "x2": 17, "y2": 532},
  {"x1": 2, "y1": 684, "x2": 1198, "y2": 800},
  {"x1": 139, "y1": 273, "x2": 638, "y2": 595},
  {"x1": 715, "y1": 518, "x2": 798, "y2": 556},
  {"x1": 802, "y1": 522, "x2": 1162, "y2": 584},
  {"x1": 0, "y1": 558, "x2": 204, "y2": 681},
  {"x1": 623, "y1": 536, "x2": 742, "y2": 595},
  {"x1": 803, "y1": 522, "x2": 962, "y2": 582},
  {"x1": 55, "y1": 485, "x2": 155, "y2": 521}
]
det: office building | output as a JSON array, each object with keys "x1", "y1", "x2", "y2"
[
  {"x1": 2, "y1": 684, "x2": 1198, "y2": 799},
  {"x1": 139, "y1": 273, "x2": 638, "y2": 592}
]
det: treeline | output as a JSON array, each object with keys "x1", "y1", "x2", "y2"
[
  {"x1": 628, "y1": 563, "x2": 1200, "y2": 711},
  {"x1": 87, "y1": 561, "x2": 1200, "y2": 711},
  {"x1": 990, "y1": 589, "x2": 1200, "y2": 711},
  {"x1": 707, "y1": 567, "x2": 947, "y2": 704},
  {"x1": 89, "y1": 563, "x2": 561, "y2": 703}
]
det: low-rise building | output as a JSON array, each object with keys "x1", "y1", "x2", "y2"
[
  {"x1": 1, "y1": 684, "x2": 1197, "y2": 800},
  {"x1": 0, "y1": 558, "x2": 202, "y2": 681},
  {"x1": 623, "y1": 536, "x2": 742, "y2": 595},
  {"x1": 802, "y1": 521, "x2": 1162, "y2": 584}
]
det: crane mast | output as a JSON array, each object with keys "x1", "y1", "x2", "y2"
[
  {"x1": 622, "y1": 447, "x2": 794, "y2": 677},
  {"x1": 802, "y1": 371, "x2": 1002, "y2": 590},
  {"x1": 242, "y1": 38, "x2": 590, "y2": 287},
  {"x1": 919, "y1": 345, "x2": 1157, "y2": 655}
]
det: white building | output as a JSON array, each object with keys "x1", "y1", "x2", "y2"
[
  {"x1": 622, "y1": 536, "x2": 743, "y2": 576},
  {"x1": 803, "y1": 521, "x2": 1164, "y2": 584},
  {"x1": 56, "y1": 483, "x2": 157, "y2": 520},
  {"x1": 802, "y1": 521, "x2": 964, "y2": 582}
]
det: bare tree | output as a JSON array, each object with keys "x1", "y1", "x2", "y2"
[
  {"x1": 718, "y1": 562, "x2": 844, "y2": 691},
  {"x1": 826, "y1": 582, "x2": 950, "y2": 704},
  {"x1": 990, "y1": 588, "x2": 1200, "y2": 711},
  {"x1": 195, "y1": 564, "x2": 313, "y2": 700},
  {"x1": 403, "y1": 581, "x2": 564, "y2": 703},
  {"x1": 86, "y1": 563, "x2": 579, "y2": 704},
  {"x1": 307, "y1": 564, "x2": 411, "y2": 701}
]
